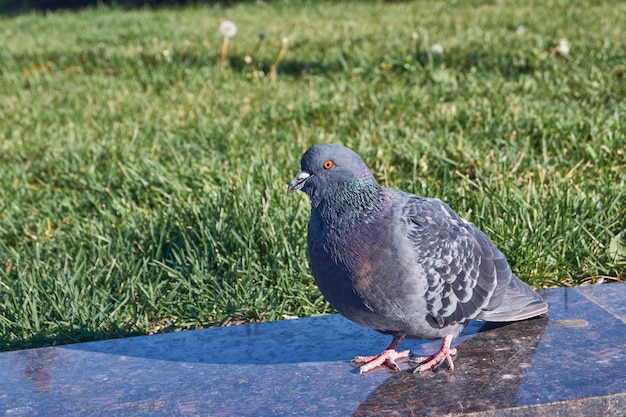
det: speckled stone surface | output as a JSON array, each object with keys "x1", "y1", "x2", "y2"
[{"x1": 1, "y1": 283, "x2": 625, "y2": 416}]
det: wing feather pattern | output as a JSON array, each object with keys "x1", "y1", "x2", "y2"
[{"x1": 401, "y1": 196, "x2": 501, "y2": 329}]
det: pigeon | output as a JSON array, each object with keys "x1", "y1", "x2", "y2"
[{"x1": 287, "y1": 144, "x2": 548, "y2": 374}]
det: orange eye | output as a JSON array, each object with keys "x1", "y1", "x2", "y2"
[{"x1": 323, "y1": 160, "x2": 334, "y2": 170}]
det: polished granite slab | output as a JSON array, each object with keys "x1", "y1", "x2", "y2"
[{"x1": 1, "y1": 283, "x2": 625, "y2": 416}]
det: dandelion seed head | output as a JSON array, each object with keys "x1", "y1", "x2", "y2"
[
  {"x1": 430, "y1": 44, "x2": 444, "y2": 54},
  {"x1": 557, "y1": 38, "x2": 569, "y2": 55},
  {"x1": 551, "y1": 38, "x2": 570, "y2": 56},
  {"x1": 219, "y1": 21, "x2": 237, "y2": 38}
]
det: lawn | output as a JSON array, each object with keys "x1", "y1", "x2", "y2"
[{"x1": 0, "y1": 0, "x2": 625, "y2": 351}]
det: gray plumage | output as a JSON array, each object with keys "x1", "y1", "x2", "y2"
[{"x1": 288, "y1": 144, "x2": 548, "y2": 373}]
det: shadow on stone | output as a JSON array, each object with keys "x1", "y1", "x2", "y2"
[
  {"x1": 353, "y1": 317, "x2": 549, "y2": 416},
  {"x1": 3, "y1": 284, "x2": 626, "y2": 416}
]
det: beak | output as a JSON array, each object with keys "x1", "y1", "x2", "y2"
[{"x1": 287, "y1": 171, "x2": 311, "y2": 194}]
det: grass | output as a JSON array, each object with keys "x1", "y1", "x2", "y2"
[{"x1": 0, "y1": 0, "x2": 625, "y2": 351}]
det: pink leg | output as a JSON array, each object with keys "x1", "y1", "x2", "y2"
[
  {"x1": 411, "y1": 334, "x2": 457, "y2": 373},
  {"x1": 352, "y1": 335, "x2": 410, "y2": 374}
]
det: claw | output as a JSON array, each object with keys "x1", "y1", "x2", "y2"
[
  {"x1": 353, "y1": 349, "x2": 411, "y2": 374},
  {"x1": 352, "y1": 334, "x2": 409, "y2": 374},
  {"x1": 411, "y1": 335, "x2": 456, "y2": 373}
]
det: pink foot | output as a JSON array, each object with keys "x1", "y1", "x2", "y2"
[
  {"x1": 351, "y1": 334, "x2": 408, "y2": 374},
  {"x1": 352, "y1": 348, "x2": 411, "y2": 374},
  {"x1": 411, "y1": 334, "x2": 457, "y2": 373}
]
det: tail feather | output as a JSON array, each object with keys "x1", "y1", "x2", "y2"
[{"x1": 478, "y1": 274, "x2": 548, "y2": 322}]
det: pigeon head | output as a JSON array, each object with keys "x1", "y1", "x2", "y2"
[{"x1": 287, "y1": 144, "x2": 378, "y2": 207}]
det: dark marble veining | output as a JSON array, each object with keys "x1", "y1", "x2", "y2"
[{"x1": 1, "y1": 283, "x2": 625, "y2": 416}]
